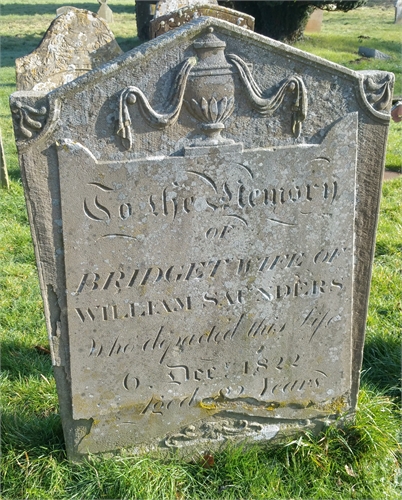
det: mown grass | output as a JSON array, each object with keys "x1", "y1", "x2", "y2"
[
  {"x1": 1, "y1": 1, "x2": 401, "y2": 498},
  {"x1": 295, "y1": 4, "x2": 401, "y2": 95}
]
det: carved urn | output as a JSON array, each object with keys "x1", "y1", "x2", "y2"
[{"x1": 185, "y1": 27, "x2": 235, "y2": 145}]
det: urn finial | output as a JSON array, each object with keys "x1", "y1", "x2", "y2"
[{"x1": 185, "y1": 28, "x2": 236, "y2": 146}]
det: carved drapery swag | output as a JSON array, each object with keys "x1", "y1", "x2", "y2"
[
  {"x1": 117, "y1": 29, "x2": 308, "y2": 150},
  {"x1": 363, "y1": 74, "x2": 393, "y2": 111},
  {"x1": 117, "y1": 57, "x2": 196, "y2": 151},
  {"x1": 227, "y1": 54, "x2": 307, "y2": 138}
]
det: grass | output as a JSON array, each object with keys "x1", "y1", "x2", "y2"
[
  {"x1": 295, "y1": 3, "x2": 401, "y2": 95},
  {"x1": 1, "y1": 1, "x2": 401, "y2": 498},
  {"x1": 294, "y1": 3, "x2": 402, "y2": 172}
]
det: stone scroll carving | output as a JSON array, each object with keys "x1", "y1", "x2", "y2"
[
  {"x1": 117, "y1": 28, "x2": 308, "y2": 150},
  {"x1": 164, "y1": 418, "x2": 278, "y2": 448},
  {"x1": 10, "y1": 101, "x2": 48, "y2": 140}
]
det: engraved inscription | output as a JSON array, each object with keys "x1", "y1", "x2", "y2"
[
  {"x1": 58, "y1": 114, "x2": 357, "y2": 421},
  {"x1": 81, "y1": 172, "x2": 339, "y2": 232},
  {"x1": 72, "y1": 248, "x2": 346, "y2": 295}
]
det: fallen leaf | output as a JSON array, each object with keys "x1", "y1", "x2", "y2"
[
  {"x1": 201, "y1": 453, "x2": 214, "y2": 468},
  {"x1": 345, "y1": 464, "x2": 357, "y2": 477},
  {"x1": 34, "y1": 345, "x2": 51, "y2": 355}
]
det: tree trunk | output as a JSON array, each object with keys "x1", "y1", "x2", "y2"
[
  {"x1": 135, "y1": 1, "x2": 155, "y2": 41},
  {"x1": 220, "y1": 1, "x2": 315, "y2": 43}
]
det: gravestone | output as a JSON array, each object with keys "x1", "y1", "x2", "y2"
[
  {"x1": 10, "y1": 18, "x2": 394, "y2": 460},
  {"x1": 305, "y1": 8, "x2": 323, "y2": 33},
  {"x1": 16, "y1": 8, "x2": 122, "y2": 92},
  {"x1": 358, "y1": 46, "x2": 391, "y2": 60},
  {"x1": 155, "y1": 0, "x2": 218, "y2": 17},
  {"x1": 150, "y1": 2, "x2": 254, "y2": 38},
  {"x1": 97, "y1": 0, "x2": 114, "y2": 24},
  {"x1": 395, "y1": 0, "x2": 402, "y2": 24},
  {"x1": 0, "y1": 129, "x2": 10, "y2": 189}
]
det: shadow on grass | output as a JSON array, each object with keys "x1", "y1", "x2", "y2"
[
  {"x1": 4, "y1": 166, "x2": 22, "y2": 183},
  {"x1": 115, "y1": 36, "x2": 143, "y2": 53},
  {"x1": 362, "y1": 335, "x2": 401, "y2": 400},
  {"x1": 1, "y1": 35, "x2": 50, "y2": 67},
  {"x1": 1, "y1": 409, "x2": 65, "y2": 455},
  {"x1": 1, "y1": 339, "x2": 53, "y2": 381}
]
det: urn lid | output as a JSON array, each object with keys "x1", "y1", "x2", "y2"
[{"x1": 193, "y1": 27, "x2": 226, "y2": 50}]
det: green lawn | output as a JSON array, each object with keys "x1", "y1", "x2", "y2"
[{"x1": 1, "y1": 1, "x2": 401, "y2": 498}]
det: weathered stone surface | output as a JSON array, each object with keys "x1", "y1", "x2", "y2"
[
  {"x1": 10, "y1": 18, "x2": 394, "y2": 460},
  {"x1": 16, "y1": 8, "x2": 122, "y2": 92},
  {"x1": 358, "y1": 46, "x2": 391, "y2": 60},
  {"x1": 150, "y1": 3, "x2": 254, "y2": 38}
]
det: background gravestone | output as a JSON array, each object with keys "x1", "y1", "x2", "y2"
[
  {"x1": 305, "y1": 8, "x2": 323, "y2": 33},
  {"x1": 10, "y1": 18, "x2": 394, "y2": 460},
  {"x1": 155, "y1": 0, "x2": 218, "y2": 17},
  {"x1": 97, "y1": 0, "x2": 114, "y2": 24},
  {"x1": 395, "y1": 0, "x2": 402, "y2": 23},
  {"x1": 0, "y1": 129, "x2": 10, "y2": 189},
  {"x1": 150, "y1": 2, "x2": 254, "y2": 37},
  {"x1": 16, "y1": 8, "x2": 122, "y2": 92}
]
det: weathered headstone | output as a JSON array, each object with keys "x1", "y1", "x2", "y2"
[
  {"x1": 155, "y1": 0, "x2": 218, "y2": 17},
  {"x1": 0, "y1": 129, "x2": 10, "y2": 189},
  {"x1": 97, "y1": 0, "x2": 114, "y2": 24},
  {"x1": 16, "y1": 8, "x2": 122, "y2": 92},
  {"x1": 150, "y1": 2, "x2": 254, "y2": 38},
  {"x1": 395, "y1": 0, "x2": 402, "y2": 24},
  {"x1": 10, "y1": 18, "x2": 394, "y2": 460},
  {"x1": 305, "y1": 8, "x2": 323, "y2": 33}
]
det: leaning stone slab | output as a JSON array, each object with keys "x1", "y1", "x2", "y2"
[
  {"x1": 10, "y1": 17, "x2": 394, "y2": 460},
  {"x1": 16, "y1": 8, "x2": 122, "y2": 92},
  {"x1": 358, "y1": 46, "x2": 391, "y2": 60}
]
